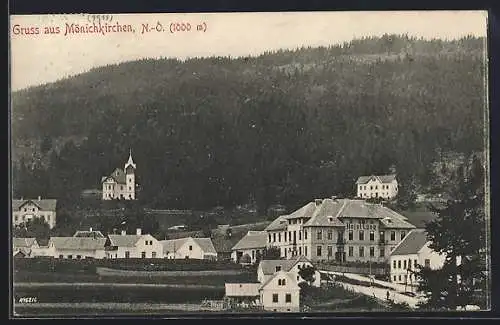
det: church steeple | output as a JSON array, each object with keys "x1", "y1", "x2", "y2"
[{"x1": 125, "y1": 148, "x2": 136, "y2": 170}]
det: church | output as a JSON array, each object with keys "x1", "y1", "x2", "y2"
[{"x1": 101, "y1": 150, "x2": 137, "y2": 200}]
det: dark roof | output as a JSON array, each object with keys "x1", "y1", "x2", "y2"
[
  {"x1": 232, "y1": 231, "x2": 267, "y2": 250},
  {"x1": 390, "y1": 229, "x2": 429, "y2": 256},
  {"x1": 12, "y1": 199, "x2": 57, "y2": 211},
  {"x1": 101, "y1": 168, "x2": 126, "y2": 184},
  {"x1": 356, "y1": 174, "x2": 397, "y2": 184}
]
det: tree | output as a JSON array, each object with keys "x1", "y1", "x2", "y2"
[
  {"x1": 13, "y1": 217, "x2": 51, "y2": 241},
  {"x1": 261, "y1": 246, "x2": 281, "y2": 260},
  {"x1": 416, "y1": 154, "x2": 487, "y2": 310},
  {"x1": 397, "y1": 174, "x2": 418, "y2": 210},
  {"x1": 298, "y1": 265, "x2": 317, "y2": 285}
]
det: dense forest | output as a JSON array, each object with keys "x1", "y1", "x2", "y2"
[{"x1": 11, "y1": 34, "x2": 487, "y2": 214}]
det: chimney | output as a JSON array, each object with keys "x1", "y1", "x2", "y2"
[
  {"x1": 136, "y1": 228, "x2": 142, "y2": 235},
  {"x1": 89, "y1": 227, "x2": 93, "y2": 232},
  {"x1": 121, "y1": 230, "x2": 126, "y2": 236},
  {"x1": 315, "y1": 199, "x2": 323, "y2": 206},
  {"x1": 38, "y1": 196, "x2": 41, "y2": 201}
]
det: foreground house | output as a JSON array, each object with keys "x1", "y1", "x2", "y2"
[
  {"x1": 160, "y1": 237, "x2": 217, "y2": 260},
  {"x1": 389, "y1": 228, "x2": 446, "y2": 288},
  {"x1": 356, "y1": 174, "x2": 398, "y2": 199},
  {"x1": 13, "y1": 237, "x2": 39, "y2": 258},
  {"x1": 259, "y1": 270, "x2": 301, "y2": 312},
  {"x1": 49, "y1": 237, "x2": 107, "y2": 259},
  {"x1": 106, "y1": 229, "x2": 162, "y2": 258},
  {"x1": 12, "y1": 197, "x2": 57, "y2": 229},
  {"x1": 101, "y1": 150, "x2": 136, "y2": 200},
  {"x1": 231, "y1": 231, "x2": 267, "y2": 264},
  {"x1": 264, "y1": 197, "x2": 415, "y2": 263},
  {"x1": 257, "y1": 256, "x2": 321, "y2": 287}
]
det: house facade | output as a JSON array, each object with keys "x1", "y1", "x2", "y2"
[
  {"x1": 259, "y1": 270, "x2": 301, "y2": 312},
  {"x1": 231, "y1": 231, "x2": 267, "y2": 264},
  {"x1": 224, "y1": 283, "x2": 261, "y2": 308},
  {"x1": 356, "y1": 174, "x2": 398, "y2": 199},
  {"x1": 106, "y1": 229, "x2": 162, "y2": 258},
  {"x1": 12, "y1": 197, "x2": 57, "y2": 229},
  {"x1": 264, "y1": 198, "x2": 415, "y2": 263},
  {"x1": 257, "y1": 256, "x2": 321, "y2": 287},
  {"x1": 101, "y1": 150, "x2": 136, "y2": 200},
  {"x1": 48, "y1": 237, "x2": 107, "y2": 259},
  {"x1": 389, "y1": 228, "x2": 446, "y2": 288},
  {"x1": 160, "y1": 237, "x2": 218, "y2": 260}
]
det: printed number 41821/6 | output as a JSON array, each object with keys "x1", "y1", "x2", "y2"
[{"x1": 18, "y1": 297, "x2": 38, "y2": 303}]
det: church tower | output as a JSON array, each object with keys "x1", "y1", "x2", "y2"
[{"x1": 124, "y1": 149, "x2": 136, "y2": 200}]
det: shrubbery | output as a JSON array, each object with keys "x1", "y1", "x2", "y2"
[{"x1": 13, "y1": 257, "x2": 243, "y2": 273}]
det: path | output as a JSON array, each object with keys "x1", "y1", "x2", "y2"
[{"x1": 320, "y1": 271, "x2": 422, "y2": 308}]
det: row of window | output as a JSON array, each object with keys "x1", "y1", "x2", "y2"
[
  {"x1": 269, "y1": 230, "x2": 307, "y2": 243},
  {"x1": 14, "y1": 215, "x2": 52, "y2": 223},
  {"x1": 272, "y1": 293, "x2": 292, "y2": 303},
  {"x1": 104, "y1": 193, "x2": 133, "y2": 199},
  {"x1": 393, "y1": 258, "x2": 430, "y2": 270},
  {"x1": 358, "y1": 184, "x2": 392, "y2": 191},
  {"x1": 22, "y1": 207, "x2": 37, "y2": 212},
  {"x1": 105, "y1": 185, "x2": 133, "y2": 191},
  {"x1": 359, "y1": 192, "x2": 392, "y2": 198},
  {"x1": 145, "y1": 240, "x2": 154, "y2": 246},
  {"x1": 393, "y1": 274, "x2": 417, "y2": 283},
  {"x1": 269, "y1": 229, "x2": 406, "y2": 244}
]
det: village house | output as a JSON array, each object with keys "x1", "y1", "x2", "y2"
[
  {"x1": 106, "y1": 228, "x2": 162, "y2": 258},
  {"x1": 101, "y1": 149, "x2": 137, "y2": 200},
  {"x1": 264, "y1": 197, "x2": 415, "y2": 263},
  {"x1": 259, "y1": 270, "x2": 301, "y2": 312},
  {"x1": 355, "y1": 174, "x2": 398, "y2": 199},
  {"x1": 12, "y1": 197, "x2": 57, "y2": 229},
  {"x1": 160, "y1": 237, "x2": 217, "y2": 260},
  {"x1": 13, "y1": 237, "x2": 39, "y2": 258},
  {"x1": 257, "y1": 256, "x2": 321, "y2": 287},
  {"x1": 389, "y1": 228, "x2": 446, "y2": 289},
  {"x1": 48, "y1": 236, "x2": 107, "y2": 259},
  {"x1": 224, "y1": 283, "x2": 262, "y2": 308},
  {"x1": 231, "y1": 231, "x2": 267, "y2": 264}
]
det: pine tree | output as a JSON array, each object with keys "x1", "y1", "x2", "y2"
[{"x1": 416, "y1": 154, "x2": 487, "y2": 310}]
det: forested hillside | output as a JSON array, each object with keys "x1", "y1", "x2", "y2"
[{"x1": 11, "y1": 34, "x2": 487, "y2": 213}]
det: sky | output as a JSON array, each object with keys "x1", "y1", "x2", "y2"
[{"x1": 10, "y1": 11, "x2": 488, "y2": 91}]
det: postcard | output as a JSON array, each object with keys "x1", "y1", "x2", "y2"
[{"x1": 9, "y1": 11, "x2": 490, "y2": 317}]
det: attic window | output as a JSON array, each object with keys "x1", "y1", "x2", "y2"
[
  {"x1": 328, "y1": 217, "x2": 333, "y2": 222},
  {"x1": 276, "y1": 266, "x2": 282, "y2": 272}
]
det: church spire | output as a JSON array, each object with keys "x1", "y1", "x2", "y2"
[{"x1": 125, "y1": 148, "x2": 136, "y2": 170}]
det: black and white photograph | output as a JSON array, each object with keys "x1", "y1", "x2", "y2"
[{"x1": 9, "y1": 11, "x2": 491, "y2": 316}]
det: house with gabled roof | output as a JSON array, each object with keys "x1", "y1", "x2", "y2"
[
  {"x1": 12, "y1": 197, "x2": 57, "y2": 229},
  {"x1": 13, "y1": 237, "x2": 39, "y2": 258},
  {"x1": 106, "y1": 228, "x2": 162, "y2": 259},
  {"x1": 264, "y1": 197, "x2": 416, "y2": 263},
  {"x1": 257, "y1": 255, "x2": 321, "y2": 287},
  {"x1": 389, "y1": 228, "x2": 446, "y2": 288},
  {"x1": 160, "y1": 236, "x2": 217, "y2": 260},
  {"x1": 259, "y1": 270, "x2": 301, "y2": 312},
  {"x1": 356, "y1": 174, "x2": 398, "y2": 199},
  {"x1": 101, "y1": 149, "x2": 137, "y2": 200},
  {"x1": 48, "y1": 236, "x2": 107, "y2": 259},
  {"x1": 231, "y1": 231, "x2": 267, "y2": 264}
]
